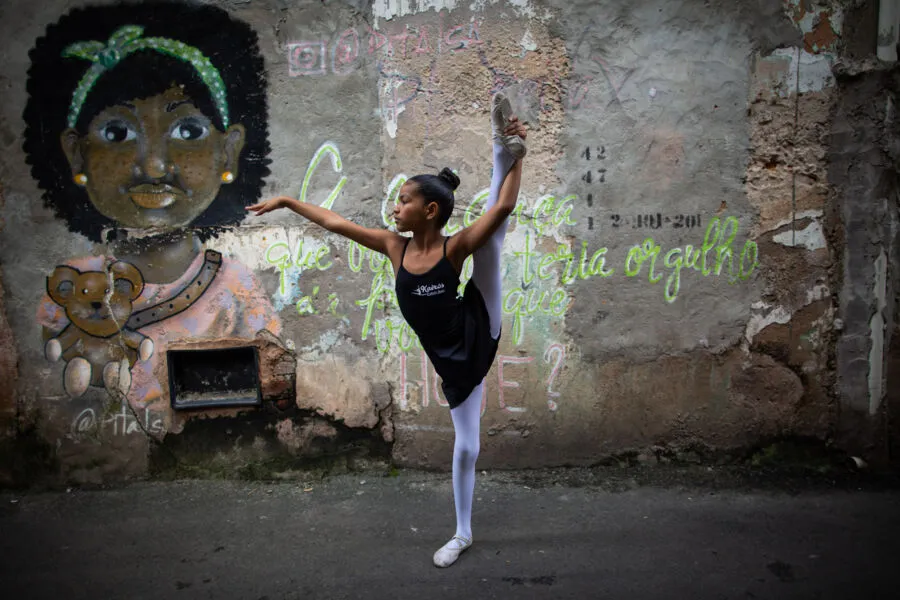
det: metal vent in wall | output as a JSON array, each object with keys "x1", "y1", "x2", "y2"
[{"x1": 167, "y1": 346, "x2": 262, "y2": 410}]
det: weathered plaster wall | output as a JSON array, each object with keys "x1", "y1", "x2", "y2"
[
  {"x1": 830, "y1": 61, "x2": 900, "y2": 460},
  {"x1": 0, "y1": 0, "x2": 889, "y2": 483},
  {"x1": 743, "y1": 4, "x2": 840, "y2": 445},
  {"x1": 0, "y1": 186, "x2": 19, "y2": 431}
]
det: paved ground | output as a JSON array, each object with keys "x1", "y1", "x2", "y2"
[{"x1": 1, "y1": 467, "x2": 899, "y2": 600}]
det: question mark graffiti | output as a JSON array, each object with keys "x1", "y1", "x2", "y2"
[{"x1": 544, "y1": 343, "x2": 565, "y2": 411}]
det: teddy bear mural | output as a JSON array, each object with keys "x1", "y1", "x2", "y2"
[
  {"x1": 45, "y1": 261, "x2": 154, "y2": 397},
  {"x1": 26, "y1": 3, "x2": 282, "y2": 402}
]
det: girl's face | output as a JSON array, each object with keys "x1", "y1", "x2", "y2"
[
  {"x1": 394, "y1": 181, "x2": 439, "y2": 233},
  {"x1": 61, "y1": 85, "x2": 245, "y2": 230}
]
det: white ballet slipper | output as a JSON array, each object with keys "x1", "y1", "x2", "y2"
[
  {"x1": 433, "y1": 535, "x2": 472, "y2": 568},
  {"x1": 491, "y1": 92, "x2": 526, "y2": 159}
]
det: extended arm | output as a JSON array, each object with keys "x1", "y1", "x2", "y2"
[{"x1": 247, "y1": 196, "x2": 402, "y2": 257}]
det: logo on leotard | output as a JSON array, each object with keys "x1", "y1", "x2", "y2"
[{"x1": 411, "y1": 283, "x2": 445, "y2": 297}]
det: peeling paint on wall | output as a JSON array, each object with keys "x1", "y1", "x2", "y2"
[
  {"x1": 767, "y1": 209, "x2": 824, "y2": 234},
  {"x1": 373, "y1": 0, "x2": 551, "y2": 23},
  {"x1": 786, "y1": 0, "x2": 843, "y2": 53},
  {"x1": 768, "y1": 48, "x2": 836, "y2": 95},
  {"x1": 772, "y1": 219, "x2": 827, "y2": 250},
  {"x1": 374, "y1": 0, "x2": 461, "y2": 22},
  {"x1": 745, "y1": 301, "x2": 793, "y2": 343}
]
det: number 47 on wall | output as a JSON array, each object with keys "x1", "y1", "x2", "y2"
[
  {"x1": 581, "y1": 145, "x2": 606, "y2": 183},
  {"x1": 582, "y1": 169, "x2": 606, "y2": 184}
]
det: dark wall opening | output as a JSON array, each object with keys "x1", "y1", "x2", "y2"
[{"x1": 167, "y1": 346, "x2": 261, "y2": 410}]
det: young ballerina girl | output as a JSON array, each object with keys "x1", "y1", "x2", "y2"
[{"x1": 248, "y1": 93, "x2": 526, "y2": 568}]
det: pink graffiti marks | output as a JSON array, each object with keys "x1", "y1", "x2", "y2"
[
  {"x1": 288, "y1": 41, "x2": 327, "y2": 76},
  {"x1": 564, "y1": 54, "x2": 635, "y2": 111},
  {"x1": 498, "y1": 356, "x2": 534, "y2": 414},
  {"x1": 414, "y1": 26, "x2": 431, "y2": 55},
  {"x1": 369, "y1": 19, "x2": 481, "y2": 60},
  {"x1": 442, "y1": 20, "x2": 483, "y2": 52},
  {"x1": 566, "y1": 76, "x2": 594, "y2": 111},
  {"x1": 430, "y1": 360, "x2": 449, "y2": 408},
  {"x1": 397, "y1": 352, "x2": 418, "y2": 411},
  {"x1": 398, "y1": 344, "x2": 567, "y2": 414},
  {"x1": 287, "y1": 17, "x2": 482, "y2": 77},
  {"x1": 544, "y1": 343, "x2": 565, "y2": 412},
  {"x1": 591, "y1": 54, "x2": 633, "y2": 104},
  {"x1": 400, "y1": 351, "x2": 489, "y2": 414},
  {"x1": 331, "y1": 28, "x2": 359, "y2": 75}
]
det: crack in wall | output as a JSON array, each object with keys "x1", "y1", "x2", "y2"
[
  {"x1": 869, "y1": 247, "x2": 887, "y2": 415},
  {"x1": 100, "y1": 260, "x2": 166, "y2": 450}
]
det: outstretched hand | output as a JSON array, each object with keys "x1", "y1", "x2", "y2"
[
  {"x1": 504, "y1": 116, "x2": 527, "y2": 140},
  {"x1": 246, "y1": 196, "x2": 288, "y2": 216}
]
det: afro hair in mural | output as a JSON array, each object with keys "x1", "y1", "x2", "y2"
[{"x1": 23, "y1": 1, "x2": 271, "y2": 242}]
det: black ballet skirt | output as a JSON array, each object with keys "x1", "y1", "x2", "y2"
[{"x1": 395, "y1": 237, "x2": 499, "y2": 409}]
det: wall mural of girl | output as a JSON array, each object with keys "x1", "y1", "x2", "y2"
[{"x1": 24, "y1": 2, "x2": 281, "y2": 407}]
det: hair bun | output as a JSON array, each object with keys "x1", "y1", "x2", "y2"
[{"x1": 437, "y1": 167, "x2": 461, "y2": 191}]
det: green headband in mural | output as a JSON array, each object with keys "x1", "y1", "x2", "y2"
[{"x1": 62, "y1": 25, "x2": 229, "y2": 128}]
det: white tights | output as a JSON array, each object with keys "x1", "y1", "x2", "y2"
[{"x1": 448, "y1": 142, "x2": 517, "y2": 542}]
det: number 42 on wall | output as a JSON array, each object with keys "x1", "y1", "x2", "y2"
[{"x1": 581, "y1": 145, "x2": 607, "y2": 183}]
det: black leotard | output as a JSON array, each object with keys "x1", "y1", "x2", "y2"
[{"x1": 395, "y1": 237, "x2": 499, "y2": 409}]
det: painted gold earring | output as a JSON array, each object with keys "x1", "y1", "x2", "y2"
[
  {"x1": 221, "y1": 171, "x2": 235, "y2": 184},
  {"x1": 74, "y1": 173, "x2": 88, "y2": 186}
]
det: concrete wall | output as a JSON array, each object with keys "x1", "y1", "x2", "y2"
[
  {"x1": 830, "y1": 59, "x2": 900, "y2": 460},
  {"x1": 0, "y1": 0, "x2": 892, "y2": 484}
]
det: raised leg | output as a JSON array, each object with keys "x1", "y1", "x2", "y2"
[{"x1": 470, "y1": 141, "x2": 522, "y2": 339}]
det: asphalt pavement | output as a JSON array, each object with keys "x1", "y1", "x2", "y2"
[{"x1": 1, "y1": 467, "x2": 898, "y2": 599}]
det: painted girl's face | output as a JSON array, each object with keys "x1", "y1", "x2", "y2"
[{"x1": 61, "y1": 85, "x2": 245, "y2": 230}]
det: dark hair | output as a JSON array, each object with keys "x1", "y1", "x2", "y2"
[
  {"x1": 22, "y1": 1, "x2": 271, "y2": 242},
  {"x1": 408, "y1": 167, "x2": 460, "y2": 229}
]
